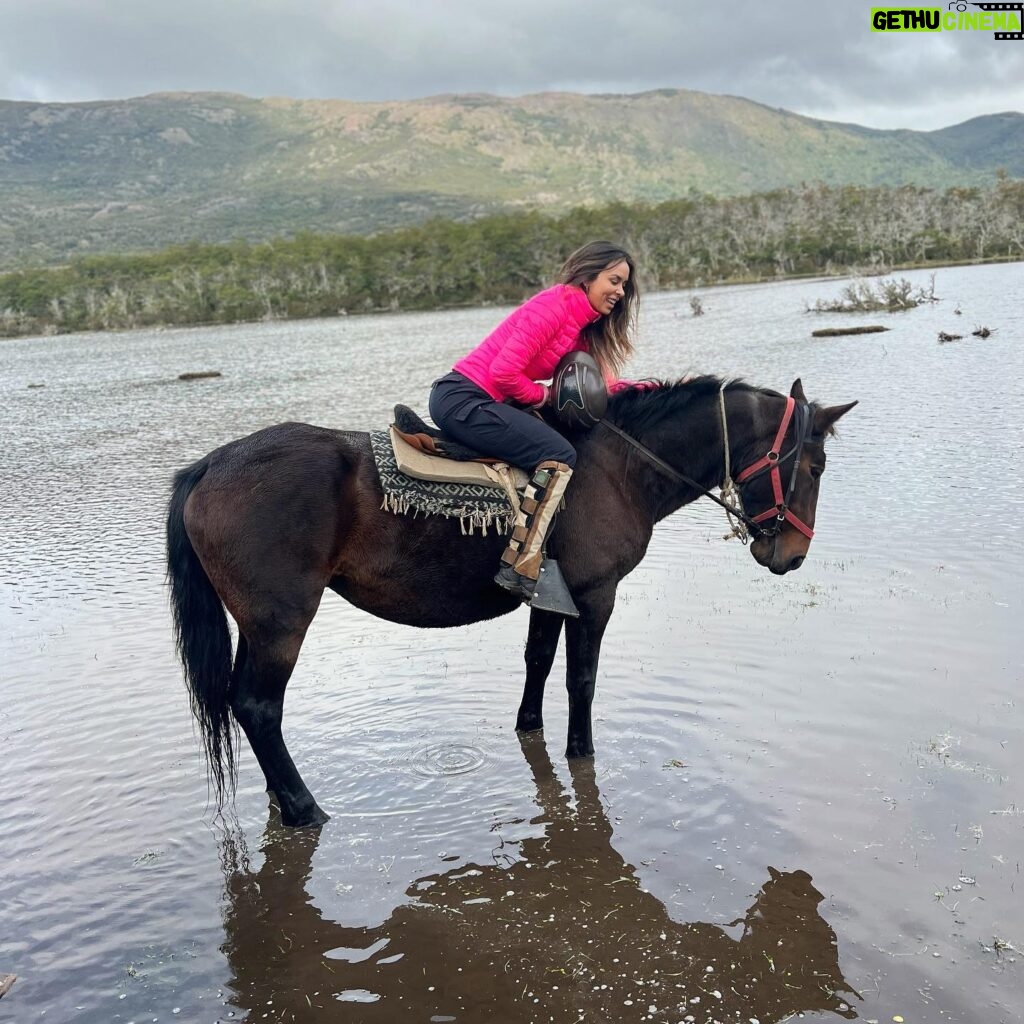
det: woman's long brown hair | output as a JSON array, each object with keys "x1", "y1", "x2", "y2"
[{"x1": 557, "y1": 241, "x2": 639, "y2": 379}]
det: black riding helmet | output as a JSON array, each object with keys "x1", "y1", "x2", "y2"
[{"x1": 551, "y1": 350, "x2": 608, "y2": 430}]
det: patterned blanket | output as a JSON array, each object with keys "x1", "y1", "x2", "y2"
[{"x1": 369, "y1": 430, "x2": 516, "y2": 535}]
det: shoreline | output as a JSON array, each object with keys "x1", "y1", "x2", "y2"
[{"x1": 3, "y1": 253, "x2": 1021, "y2": 344}]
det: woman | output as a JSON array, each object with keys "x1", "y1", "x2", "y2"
[{"x1": 428, "y1": 240, "x2": 642, "y2": 610}]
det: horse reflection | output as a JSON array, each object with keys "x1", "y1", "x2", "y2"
[{"x1": 221, "y1": 738, "x2": 858, "y2": 1022}]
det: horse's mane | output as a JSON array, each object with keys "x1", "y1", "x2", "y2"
[{"x1": 606, "y1": 376, "x2": 783, "y2": 434}]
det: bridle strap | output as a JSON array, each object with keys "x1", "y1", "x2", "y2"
[
  {"x1": 735, "y1": 397, "x2": 815, "y2": 540},
  {"x1": 736, "y1": 396, "x2": 796, "y2": 484},
  {"x1": 600, "y1": 392, "x2": 816, "y2": 541}
]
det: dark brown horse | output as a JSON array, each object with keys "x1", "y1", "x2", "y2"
[{"x1": 166, "y1": 375, "x2": 856, "y2": 827}]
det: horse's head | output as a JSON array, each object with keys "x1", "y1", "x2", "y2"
[{"x1": 742, "y1": 379, "x2": 857, "y2": 575}]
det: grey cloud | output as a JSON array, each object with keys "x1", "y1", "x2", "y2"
[{"x1": 0, "y1": 0, "x2": 1020, "y2": 129}]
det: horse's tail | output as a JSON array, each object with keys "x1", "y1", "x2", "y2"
[{"x1": 166, "y1": 457, "x2": 236, "y2": 808}]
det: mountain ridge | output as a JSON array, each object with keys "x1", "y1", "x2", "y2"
[{"x1": 0, "y1": 88, "x2": 1020, "y2": 268}]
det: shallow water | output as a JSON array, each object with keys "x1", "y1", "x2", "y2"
[{"x1": 1, "y1": 262, "x2": 1022, "y2": 1023}]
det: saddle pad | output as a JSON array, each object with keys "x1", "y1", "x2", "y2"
[{"x1": 370, "y1": 429, "x2": 524, "y2": 535}]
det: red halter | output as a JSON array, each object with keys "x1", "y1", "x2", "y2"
[{"x1": 735, "y1": 397, "x2": 815, "y2": 540}]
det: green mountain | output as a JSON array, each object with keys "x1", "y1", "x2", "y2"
[{"x1": 0, "y1": 89, "x2": 1020, "y2": 269}]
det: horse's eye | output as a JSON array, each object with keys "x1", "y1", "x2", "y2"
[{"x1": 809, "y1": 465, "x2": 824, "y2": 480}]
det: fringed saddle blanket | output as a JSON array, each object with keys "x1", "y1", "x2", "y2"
[{"x1": 369, "y1": 430, "x2": 517, "y2": 535}]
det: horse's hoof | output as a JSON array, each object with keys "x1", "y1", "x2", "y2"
[
  {"x1": 516, "y1": 717, "x2": 544, "y2": 733},
  {"x1": 281, "y1": 804, "x2": 330, "y2": 829},
  {"x1": 565, "y1": 745, "x2": 595, "y2": 759}
]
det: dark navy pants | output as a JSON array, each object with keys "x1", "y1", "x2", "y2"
[{"x1": 428, "y1": 371, "x2": 577, "y2": 471}]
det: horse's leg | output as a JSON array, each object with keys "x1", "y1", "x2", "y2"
[
  {"x1": 232, "y1": 635, "x2": 275, "y2": 797},
  {"x1": 230, "y1": 629, "x2": 328, "y2": 828},
  {"x1": 516, "y1": 609, "x2": 564, "y2": 733},
  {"x1": 563, "y1": 589, "x2": 616, "y2": 758}
]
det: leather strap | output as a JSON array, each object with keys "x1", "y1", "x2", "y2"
[{"x1": 600, "y1": 420, "x2": 759, "y2": 526}]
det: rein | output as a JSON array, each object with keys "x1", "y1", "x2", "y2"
[
  {"x1": 600, "y1": 419, "x2": 757, "y2": 527},
  {"x1": 599, "y1": 390, "x2": 816, "y2": 541}
]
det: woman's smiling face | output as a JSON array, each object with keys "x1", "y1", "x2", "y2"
[{"x1": 584, "y1": 260, "x2": 630, "y2": 316}]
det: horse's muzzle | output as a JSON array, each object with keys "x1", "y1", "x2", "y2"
[{"x1": 751, "y1": 535, "x2": 808, "y2": 575}]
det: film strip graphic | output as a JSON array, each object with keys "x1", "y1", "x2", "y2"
[{"x1": 971, "y1": 2, "x2": 1024, "y2": 39}]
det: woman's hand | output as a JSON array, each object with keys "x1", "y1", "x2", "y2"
[{"x1": 529, "y1": 384, "x2": 551, "y2": 410}]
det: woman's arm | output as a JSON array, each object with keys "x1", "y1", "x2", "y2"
[{"x1": 489, "y1": 300, "x2": 563, "y2": 406}]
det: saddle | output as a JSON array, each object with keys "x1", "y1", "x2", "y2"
[
  {"x1": 389, "y1": 405, "x2": 529, "y2": 500},
  {"x1": 385, "y1": 406, "x2": 577, "y2": 615}
]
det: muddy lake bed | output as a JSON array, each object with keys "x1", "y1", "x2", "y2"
[{"x1": 1, "y1": 262, "x2": 1022, "y2": 1023}]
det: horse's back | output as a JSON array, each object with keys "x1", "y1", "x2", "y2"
[
  {"x1": 178, "y1": 421, "x2": 517, "y2": 628},
  {"x1": 191, "y1": 421, "x2": 382, "y2": 517},
  {"x1": 201, "y1": 420, "x2": 365, "y2": 473},
  {"x1": 179, "y1": 423, "x2": 374, "y2": 614}
]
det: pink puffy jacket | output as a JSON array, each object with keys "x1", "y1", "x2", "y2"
[{"x1": 453, "y1": 284, "x2": 637, "y2": 407}]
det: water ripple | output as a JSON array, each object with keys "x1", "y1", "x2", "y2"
[{"x1": 408, "y1": 743, "x2": 489, "y2": 778}]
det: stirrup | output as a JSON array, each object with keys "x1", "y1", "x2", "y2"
[
  {"x1": 495, "y1": 560, "x2": 579, "y2": 618},
  {"x1": 530, "y1": 559, "x2": 579, "y2": 618}
]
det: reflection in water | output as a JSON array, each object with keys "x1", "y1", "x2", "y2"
[{"x1": 221, "y1": 736, "x2": 857, "y2": 1022}]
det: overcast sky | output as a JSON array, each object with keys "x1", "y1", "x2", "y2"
[{"x1": 1, "y1": 0, "x2": 1022, "y2": 130}]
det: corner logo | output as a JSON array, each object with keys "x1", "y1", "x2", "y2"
[{"x1": 871, "y1": 3, "x2": 1023, "y2": 38}]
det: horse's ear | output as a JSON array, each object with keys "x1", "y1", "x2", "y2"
[
  {"x1": 790, "y1": 378, "x2": 807, "y2": 402},
  {"x1": 814, "y1": 400, "x2": 859, "y2": 436}
]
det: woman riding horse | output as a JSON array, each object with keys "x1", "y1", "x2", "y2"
[{"x1": 428, "y1": 241, "x2": 651, "y2": 609}]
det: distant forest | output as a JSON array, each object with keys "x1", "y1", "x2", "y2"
[{"x1": 2, "y1": 179, "x2": 1022, "y2": 338}]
